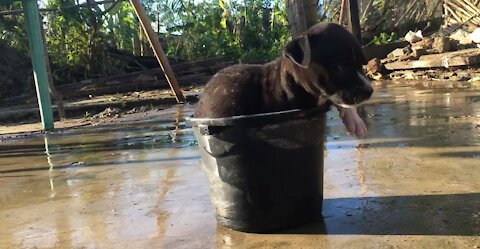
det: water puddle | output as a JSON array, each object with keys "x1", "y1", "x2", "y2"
[{"x1": 0, "y1": 81, "x2": 479, "y2": 248}]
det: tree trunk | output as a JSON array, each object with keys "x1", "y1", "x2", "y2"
[
  {"x1": 86, "y1": 0, "x2": 103, "y2": 75},
  {"x1": 41, "y1": 20, "x2": 65, "y2": 119},
  {"x1": 285, "y1": 0, "x2": 319, "y2": 36},
  {"x1": 304, "y1": 0, "x2": 319, "y2": 29},
  {"x1": 133, "y1": 27, "x2": 141, "y2": 56},
  {"x1": 285, "y1": 0, "x2": 306, "y2": 36}
]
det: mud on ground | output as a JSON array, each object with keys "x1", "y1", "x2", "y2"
[{"x1": 0, "y1": 87, "x2": 202, "y2": 137}]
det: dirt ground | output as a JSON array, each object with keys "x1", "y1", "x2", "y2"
[
  {"x1": 0, "y1": 80, "x2": 479, "y2": 248},
  {"x1": 0, "y1": 87, "x2": 202, "y2": 136}
]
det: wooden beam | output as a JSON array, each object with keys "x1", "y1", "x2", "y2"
[
  {"x1": 347, "y1": 0, "x2": 362, "y2": 42},
  {"x1": 129, "y1": 0, "x2": 185, "y2": 103},
  {"x1": 418, "y1": 48, "x2": 480, "y2": 60},
  {"x1": 339, "y1": 0, "x2": 346, "y2": 24},
  {"x1": 384, "y1": 48, "x2": 480, "y2": 70}
]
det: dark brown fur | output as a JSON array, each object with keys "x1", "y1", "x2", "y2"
[{"x1": 194, "y1": 23, "x2": 373, "y2": 118}]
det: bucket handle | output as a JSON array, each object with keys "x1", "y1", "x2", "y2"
[{"x1": 198, "y1": 125, "x2": 225, "y2": 136}]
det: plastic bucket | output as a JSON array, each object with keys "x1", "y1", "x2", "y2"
[{"x1": 188, "y1": 107, "x2": 327, "y2": 232}]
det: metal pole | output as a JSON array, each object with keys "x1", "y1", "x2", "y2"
[
  {"x1": 22, "y1": 0, "x2": 54, "y2": 130},
  {"x1": 129, "y1": 0, "x2": 186, "y2": 103}
]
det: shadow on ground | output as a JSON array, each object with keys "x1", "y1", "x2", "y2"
[{"x1": 277, "y1": 193, "x2": 480, "y2": 236}]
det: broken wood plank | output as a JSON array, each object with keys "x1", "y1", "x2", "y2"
[
  {"x1": 55, "y1": 58, "x2": 234, "y2": 93},
  {"x1": 418, "y1": 48, "x2": 480, "y2": 60},
  {"x1": 130, "y1": 0, "x2": 185, "y2": 103},
  {"x1": 59, "y1": 74, "x2": 212, "y2": 98},
  {"x1": 385, "y1": 48, "x2": 480, "y2": 70}
]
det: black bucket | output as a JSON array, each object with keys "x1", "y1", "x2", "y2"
[{"x1": 188, "y1": 107, "x2": 327, "y2": 232}]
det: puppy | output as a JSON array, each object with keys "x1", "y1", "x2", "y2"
[{"x1": 194, "y1": 23, "x2": 373, "y2": 118}]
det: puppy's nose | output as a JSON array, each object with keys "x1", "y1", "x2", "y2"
[
  {"x1": 359, "y1": 86, "x2": 373, "y2": 101},
  {"x1": 353, "y1": 86, "x2": 373, "y2": 104},
  {"x1": 364, "y1": 86, "x2": 373, "y2": 98},
  {"x1": 356, "y1": 71, "x2": 373, "y2": 100}
]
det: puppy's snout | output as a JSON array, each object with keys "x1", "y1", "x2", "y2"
[
  {"x1": 353, "y1": 71, "x2": 373, "y2": 103},
  {"x1": 352, "y1": 87, "x2": 372, "y2": 104},
  {"x1": 360, "y1": 85, "x2": 373, "y2": 99}
]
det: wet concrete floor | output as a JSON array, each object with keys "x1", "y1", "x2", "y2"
[{"x1": 0, "y1": 81, "x2": 479, "y2": 248}]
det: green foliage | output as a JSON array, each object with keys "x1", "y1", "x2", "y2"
[
  {"x1": 104, "y1": 1, "x2": 139, "y2": 51},
  {"x1": 40, "y1": 0, "x2": 140, "y2": 83},
  {"x1": 159, "y1": 0, "x2": 290, "y2": 63},
  {"x1": 318, "y1": 0, "x2": 344, "y2": 22},
  {"x1": 0, "y1": 2, "x2": 29, "y2": 53},
  {"x1": 44, "y1": 0, "x2": 89, "y2": 67},
  {"x1": 372, "y1": 32, "x2": 397, "y2": 45},
  {"x1": 0, "y1": 0, "x2": 291, "y2": 89},
  {"x1": 83, "y1": 111, "x2": 91, "y2": 119}
]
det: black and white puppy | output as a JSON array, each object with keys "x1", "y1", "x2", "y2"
[{"x1": 194, "y1": 22, "x2": 373, "y2": 118}]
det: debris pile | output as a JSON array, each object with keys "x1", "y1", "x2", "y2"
[
  {"x1": 365, "y1": 28, "x2": 480, "y2": 82},
  {"x1": 92, "y1": 107, "x2": 122, "y2": 119},
  {"x1": 57, "y1": 57, "x2": 234, "y2": 99}
]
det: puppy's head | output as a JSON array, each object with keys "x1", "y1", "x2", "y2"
[{"x1": 283, "y1": 23, "x2": 373, "y2": 108}]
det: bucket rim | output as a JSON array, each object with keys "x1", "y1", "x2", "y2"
[{"x1": 186, "y1": 106, "x2": 329, "y2": 127}]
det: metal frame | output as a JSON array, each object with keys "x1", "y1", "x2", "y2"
[{"x1": 22, "y1": 0, "x2": 55, "y2": 130}]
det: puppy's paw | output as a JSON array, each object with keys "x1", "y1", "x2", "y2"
[{"x1": 340, "y1": 108, "x2": 367, "y2": 138}]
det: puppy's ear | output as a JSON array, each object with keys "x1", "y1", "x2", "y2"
[
  {"x1": 354, "y1": 45, "x2": 368, "y2": 65},
  {"x1": 283, "y1": 35, "x2": 311, "y2": 68}
]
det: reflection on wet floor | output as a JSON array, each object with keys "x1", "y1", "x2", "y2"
[{"x1": 1, "y1": 82, "x2": 479, "y2": 248}]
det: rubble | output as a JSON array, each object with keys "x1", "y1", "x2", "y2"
[
  {"x1": 93, "y1": 107, "x2": 122, "y2": 119},
  {"x1": 450, "y1": 29, "x2": 473, "y2": 45},
  {"x1": 470, "y1": 28, "x2": 480, "y2": 43},
  {"x1": 411, "y1": 46, "x2": 428, "y2": 58},
  {"x1": 388, "y1": 47, "x2": 412, "y2": 58},
  {"x1": 56, "y1": 57, "x2": 235, "y2": 99},
  {"x1": 388, "y1": 68, "x2": 480, "y2": 81},
  {"x1": 365, "y1": 27, "x2": 480, "y2": 82},
  {"x1": 366, "y1": 58, "x2": 384, "y2": 74},
  {"x1": 432, "y1": 37, "x2": 451, "y2": 53},
  {"x1": 126, "y1": 105, "x2": 149, "y2": 114},
  {"x1": 365, "y1": 58, "x2": 385, "y2": 80},
  {"x1": 405, "y1": 30, "x2": 423, "y2": 44}
]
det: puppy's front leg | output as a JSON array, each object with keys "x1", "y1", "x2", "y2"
[{"x1": 339, "y1": 107, "x2": 367, "y2": 138}]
